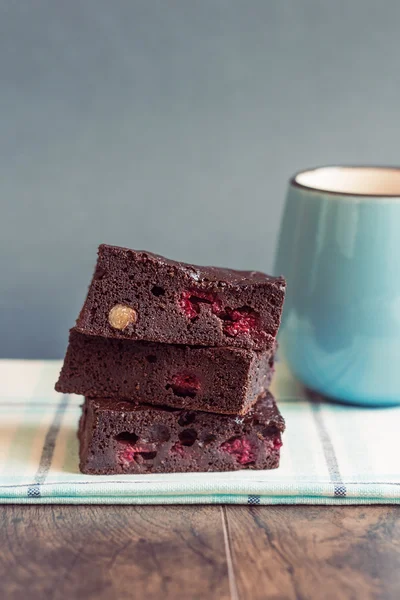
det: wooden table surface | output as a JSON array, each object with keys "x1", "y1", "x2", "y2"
[{"x1": 0, "y1": 505, "x2": 399, "y2": 599}]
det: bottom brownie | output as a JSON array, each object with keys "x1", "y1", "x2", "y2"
[{"x1": 79, "y1": 393, "x2": 285, "y2": 474}]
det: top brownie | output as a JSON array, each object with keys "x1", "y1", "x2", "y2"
[{"x1": 76, "y1": 244, "x2": 286, "y2": 350}]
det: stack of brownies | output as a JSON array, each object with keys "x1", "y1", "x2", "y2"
[{"x1": 55, "y1": 244, "x2": 286, "y2": 475}]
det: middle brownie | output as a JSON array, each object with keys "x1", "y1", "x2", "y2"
[{"x1": 56, "y1": 329, "x2": 275, "y2": 415}]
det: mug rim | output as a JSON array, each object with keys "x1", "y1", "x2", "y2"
[{"x1": 290, "y1": 164, "x2": 400, "y2": 198}]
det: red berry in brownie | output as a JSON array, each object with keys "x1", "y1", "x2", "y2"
[
  {"x1": 220, "y1": 436, "x2": 256, "y2": 465},
  {"x1": 168, "y1": 373, "x2": 201, "y2": 398},
  {"x1": 75, "y1": 244, "x2": 286, "y2": 351},
  {"x1": 179, "y1": 290, "x2": 222, "y2": 319},
  {"x1": 56, "y1": 330, "x2": 275, "y2": 416},
  {"x1": 223, "y1": 307, "x2": 260, "y2": 338},
  {"x1": 117, "y1": 441, "x2": 157, "y2": 467},
  {"x1": 79, "y1": 393, "x2": 285, "y2": 475},
  {"x1": 264, "y1": 435, "x2": 283, "y2": 451},
  {"x1": 170, "y1": 442, "x2": 185, "y2": 457},
  {"x1": 118, "y1": 444, "x2": 136, "y2": 466}
]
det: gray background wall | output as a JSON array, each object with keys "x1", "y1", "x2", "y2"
[{"x1": 1, "y1": 1, "x2": 400, "y2": 358}]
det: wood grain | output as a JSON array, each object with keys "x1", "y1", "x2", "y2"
[
  {"x1": 0, "y1": 505, "x2": 230, "y2": 600},
  {"x1": 0, "y1": 505, "x2": 399, "y2": 600},
  {"x1": 226, "y1": 505, "x2": 400, "y2": 600}
]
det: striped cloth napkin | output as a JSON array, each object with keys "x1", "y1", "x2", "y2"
[{"x1": 0, "y1": 359, "x2": 399, "y2": 505}]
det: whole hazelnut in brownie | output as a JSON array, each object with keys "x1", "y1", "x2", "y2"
[
  {"x1": 75, "y1": 244, "x2": 286, "y2": 351},
  {"x1": 79, "y1": 392, "x2": 285, "y2": 475}
]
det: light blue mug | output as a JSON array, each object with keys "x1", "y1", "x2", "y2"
[{"x1": 275, "y1": 166, "x2": 400, "y2": 406}]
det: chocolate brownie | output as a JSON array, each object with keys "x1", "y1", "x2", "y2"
[
  {"x1": 78, "y1": 392, "x2": 285, "y2": 474},
  {"x1": 56, "y1": 329, "x2": 275, "y2": 415},
  {"x1": 75, "y1": 244, "x2": 286, "y2": 350}
]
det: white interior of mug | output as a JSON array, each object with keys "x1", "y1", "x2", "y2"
[{"x1": 294, "y1": 166, "x2": 400, "y2": 197}]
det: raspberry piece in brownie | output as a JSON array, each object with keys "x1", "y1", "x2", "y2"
[
  {"x1": 78, "y1": 392, "x2": 285, "y2": 475},
  {"x1": 75, "y1": 244, "x2": 286, "y2": 350},
  {"x1": 55, "y1": 329, "x2": 276, "y2": 415}
]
